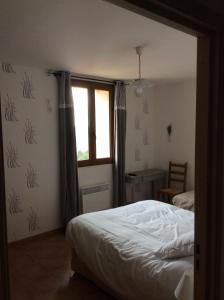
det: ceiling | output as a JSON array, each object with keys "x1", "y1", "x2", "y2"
[{"x1": 0, "y1": 0, "x2": 197, "y2": 83}]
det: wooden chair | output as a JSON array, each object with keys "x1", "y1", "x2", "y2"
[{"x1": 158, "y1": 161, "x2": 188, "y2": 203}]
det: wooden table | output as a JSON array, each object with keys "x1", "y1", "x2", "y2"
[{"x1": 125, "y1": 168, "x2": 167, "y2": 203}]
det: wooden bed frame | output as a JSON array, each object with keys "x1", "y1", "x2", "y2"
[{"x1": 71, "y1": 248, "x2": 124, "y2": 300}]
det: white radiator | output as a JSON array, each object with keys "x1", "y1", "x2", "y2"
[{"x1": 80, "y1": 183, "x2": 112, "y2": 213}]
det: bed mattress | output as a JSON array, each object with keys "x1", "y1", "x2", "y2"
[{"x1": 66, "y1": 200, "x2": 194, "y2": 300}]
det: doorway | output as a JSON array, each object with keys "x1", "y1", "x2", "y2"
[{"x1": 1, "y1": 1, "x2": 224, "y2": 300}]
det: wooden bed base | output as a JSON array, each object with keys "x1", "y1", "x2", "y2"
[{"x1": 71, "y1": 249, "x2": 125, "y2": 300}]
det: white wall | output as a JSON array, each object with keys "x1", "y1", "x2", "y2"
[
  {"x1": 0, "y1": 62, "x2": 60, "y2": 242},
  {"x1": 154, "y1": 79, "x2": 196, "y2": 189},
  {"x1": 125, "y1": 86, "x2": 155, "y2": 172},
  {"x1": 0, "y1": 60, "x2": 196, "y2": 242},
  {"x1": 0, "y1": 62, "x2": 113, "y2": 242},
  {"x1": 125, "y1": 86, "x2": 155, "y2": 201},
  {"x1": 125, "y1": 80, "x2": 196, "y2": 199}
]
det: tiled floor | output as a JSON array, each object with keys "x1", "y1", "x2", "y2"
[{"x1": 8, "y1": 232, "x2": 114, "y2": 300}]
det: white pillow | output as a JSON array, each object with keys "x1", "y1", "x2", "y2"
[
  {"x1": 172, "y1": 190, "x2": 194, "y2": 211},
  {"x1": 155, "y1": 231, "x2": 194, "y2": 259}
]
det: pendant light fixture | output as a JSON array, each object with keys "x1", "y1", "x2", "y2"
[
  {"x1": 129, "y1": 45, "x2": 152, "y2": 97},
  {"x1": 134, "y1": 46, "x2": 144, "y2": 97}
]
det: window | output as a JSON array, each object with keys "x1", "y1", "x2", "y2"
[{"x1": 71, "y1": 80, "x2": 114, "y2": 167}]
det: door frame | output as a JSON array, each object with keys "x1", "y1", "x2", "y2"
[{"x1": 1, "y1": 1, "x2": 224, "y2": 299}]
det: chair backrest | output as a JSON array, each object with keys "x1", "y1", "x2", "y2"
[{"x1": 168, "y1": 161, "x2": 188, "y2": 192}]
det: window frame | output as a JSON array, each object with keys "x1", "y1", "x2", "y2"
[{"x1": 71, "y1": 79, "x2": 114, "y2": 168}]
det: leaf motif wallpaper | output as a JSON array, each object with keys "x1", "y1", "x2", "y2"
[
  {"x1": 8, "y1": 189, "x2": 22, "y2": 215},
  {"x1": 28, "y1": 207, "x2": 40, "y2": 232},
  {"x1": 5, "y1": 142, "x2": 20, "y2": 168},
  {"x1": 25, "y1": 163, "x2": 39, "y2": 189},
  {"x1": 3, "y1": 94, "x2": 18, "y2": 121},
  {"x1": 126, "y1": 86, "x2": 155, "y2": 172},
  {"x1": 125, "y1": 80, "x2": 196, "y2": 202},
  {"x1": 125, "y1": 86, "x2": 155, "y2": 202},
  {"x1": 21, "y1": 72, "x2": 35, "y2": 99},
  {"x1": 2, "y1": 63, "x2": 16, "y2": 73},
  {"x1": 24, "y1": 119, "x2": 37, "y2": 144},
  {"x1": 143, "y1": 129, "x2": 150, "y2": 146},
  {"x1": 0, "y1": 62, "x2": 60, "y2": 242}
]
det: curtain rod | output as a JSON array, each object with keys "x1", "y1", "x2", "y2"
[{"x1": 47, "y1": 70, "x2": 117, "y2": 85}]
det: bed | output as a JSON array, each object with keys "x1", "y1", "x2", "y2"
[
  {"x1": 66, "y1": 200, "x2": 194, "y2": 300},
  {"x1": 172, "y1": 190, "x2": 194, "y2": 211}
]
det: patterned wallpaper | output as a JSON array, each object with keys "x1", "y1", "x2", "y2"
[
  {"x1": 125, "y1": 86, "x2": 155, "y2": 202},
  {"x1": 126, "y1": 86, "x2": 154, "y2": 172},
  {"x1": 0, "y1": 62, "x2": 60, "y2": 242}
]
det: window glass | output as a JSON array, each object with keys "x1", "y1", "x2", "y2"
[
  {"x1": 72, "y1": 87, "x2": 89, "y2": 161},
  {"x1": 95, "y1": 89, "x2": 110, "y2": 159}
]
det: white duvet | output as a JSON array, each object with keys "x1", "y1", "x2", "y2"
[{"x1": 66, "y1": 200, "x2": 194, "y2": 300}]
